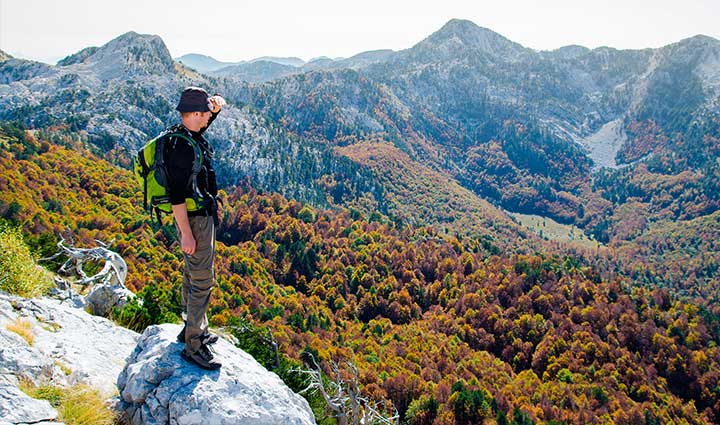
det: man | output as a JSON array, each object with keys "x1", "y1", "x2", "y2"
[{"x1": 166, "y1": 86, "x2": 226, "y2": 370}]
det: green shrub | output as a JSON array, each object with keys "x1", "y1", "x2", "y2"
[
  {"x1": 557, "y1": 368, "x2": 574, "y2": 384},
  {"x1": 111, "y1": 282, "x2": 181, "y2": 332},
  {"x1": 406, "y1": 394, "x2": 439, "y2": 425},
  {"x1": 0, "y1": 225, "x2": 53, "y2": 297}
]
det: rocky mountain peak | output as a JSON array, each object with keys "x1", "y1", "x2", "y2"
[
  {"x1": 677, "y1": 34, "x2": 720, "y2": 47},
  {"x1": 659, "y1": 34, "x2": 720, "y2": 58},
  {"x1": 407, "y1": 18, "x2": 531, "y2": 63},
  {"x1": 652, "y1": 34, "x2": 720, "y2": 91},
  {"x1": 432, "y1": 18, "x2": 491, "y2": 39},
  {"x1": 689, "y1": 37, "x2": 720, "y2": 92},
  {"x1": 77, "y1": 31, "x2": 176, "y2": 80},
  {"x1": 0, "y1": 49, "x2": 12, "y2": 62}
]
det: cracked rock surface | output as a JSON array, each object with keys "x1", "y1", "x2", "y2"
[
  {"x1": 0, "y1": 291, "x2": 139, "y2": 424},
  {"x1": 117, "y1": 324, "x2": 316, "y2": 425},
  {"x1": 0, "y1": 292, "x2": 139, "y2": 396}
]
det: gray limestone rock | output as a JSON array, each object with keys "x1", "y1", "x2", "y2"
[
  {"x1": 85, "y1": 282, "x2": 135, "y2": 317},
  {"x1": 0, "y1": 292, "x2": 138, "y2": 396},
  {"x1": 0, "y1": 325, "x2": 69, "y2": 388},
  {"x1": 0, "y1": 383, "x2": 59, "y2": 424},
  {"x1": 117, "y1": 324, "x2": 316, "y2": 425}
]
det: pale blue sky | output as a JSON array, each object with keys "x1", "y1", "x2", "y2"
[{"x1": 1, "y1": 0, "x2": 718, "y2": 64}]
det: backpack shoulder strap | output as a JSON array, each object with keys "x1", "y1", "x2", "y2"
[
  {"x1": 163, "y1": 131, "x2": 204, "y2": 194},
  {"x1": 164, "y1": 132, "x2": 203, "y2": 174}
]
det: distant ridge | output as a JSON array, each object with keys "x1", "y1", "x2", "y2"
[
  {"x1": 1, "y1": 20, "x2": 719, "y2": 279},
  {"x1": 250, "y1": 56, "x2": 305, "y2": 67},
  {"x1": 212, "y1": 60, "x2": 299, "y2": 83},
  {"x1": 176, "y1": 53, "x2": 235, "y2": 73},
  {"x1": 176, "y1": 54, "x2": 306, "y2": 73}
]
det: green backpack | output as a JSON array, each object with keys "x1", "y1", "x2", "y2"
[{"x1": 133, "y1": 130, "x2": 206, "y2": 223}]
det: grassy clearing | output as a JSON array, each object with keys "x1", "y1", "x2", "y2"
[{"x1": 510, "y1": 212, "x2": 601, "y2": 249}]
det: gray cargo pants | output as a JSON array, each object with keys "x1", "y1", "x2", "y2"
[{"x1": 174, "y1": 215, "x2": 215, "y2": 354}]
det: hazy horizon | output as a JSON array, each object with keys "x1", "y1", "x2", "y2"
[{"x1": 1, "y1": 0, "x2": 718, "y2": 65}]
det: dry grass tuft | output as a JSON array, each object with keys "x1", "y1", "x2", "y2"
[
  {"x1": 6, "y1": 317, "x2": 34, "y2": 345},
  {"x1": 21, "y1": 381, "x2": 116, "y2": 425}
]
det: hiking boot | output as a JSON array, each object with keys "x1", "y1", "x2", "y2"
[
  {"x1": 181, "y1": 344, "x2": 221, "y2": 370},
  {"x1": 177, "y1": 325, "x2": 219, "y2": 345}
]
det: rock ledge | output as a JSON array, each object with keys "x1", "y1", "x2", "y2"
[{"x1": 117, "y1": 324, "x2": 315, "y2": 425}]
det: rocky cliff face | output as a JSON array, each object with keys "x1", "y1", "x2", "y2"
[
  {"x1": 8, "y1": 21, "x2": 717, "y2": 161},
  {"x1": 0, "y1": 292, "x2": 315, "y2": 425}
]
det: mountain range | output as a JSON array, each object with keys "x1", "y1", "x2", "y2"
[
  {"x1": 175, "y1": 50, "x2": 395, "y2": 81},
  {"x1": 0, "y1": 19, "x2": 718, "y2": 300}
]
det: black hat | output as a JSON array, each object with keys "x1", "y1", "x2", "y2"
[{"x1": 176, "y1": 87, "x2": 211, "y2": 112}]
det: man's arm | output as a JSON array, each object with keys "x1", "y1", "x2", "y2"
[
  {"x1": 173, "y1": 203, "x2": 196, "y2": 255},
  {"x1": 166, "y1": 137, "x2": 196, "y2": 255}
]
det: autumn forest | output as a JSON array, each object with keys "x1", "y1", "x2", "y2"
[{"x1": 2, "y1": 124, "x2": 719, "y2": 424}]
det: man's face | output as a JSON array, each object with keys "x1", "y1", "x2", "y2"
[
  {"x1": 199, "y1": 111, "x2": 211, "y2": 125},
  {"x1": 195, "y1": 111, "x2": 212, "y2": 130},
  {"x1": 181, "y1": 109, "x2": 213, "y2": 132}
]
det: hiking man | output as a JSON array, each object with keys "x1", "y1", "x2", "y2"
[{"x1": 167, "y1": 86, "x2": 226, "y2": 370}]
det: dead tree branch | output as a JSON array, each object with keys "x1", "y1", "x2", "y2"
[
  {"x1": 294, "y1": 354, "x2": 399, "y2": 425},
  {"x1": 39, "y1": 235, "x2": 127, "y2": 287}
]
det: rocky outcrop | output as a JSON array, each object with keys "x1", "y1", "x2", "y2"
[
  {"x1": 117, "y1": 324, "x2": 316, "y2": 425},
  {"x1": 0, "y1": 292, "x2": 139, "y2": 396},
  {"x1": 0, "y1": 292, "x2": 315, "y2": 425},
  {"x1": 85, "y1": 282, "x2": 134, "y2": 317},
  {"x1": 0, "y1": 291, "x2": 138, "y2": 425},
  {"x1": 46, "y1": 277, "x2": 86, "y2": 310}
]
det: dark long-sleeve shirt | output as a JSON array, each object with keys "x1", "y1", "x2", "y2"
[{"x1": 164, "y1": 111, "x2": 218, "y2": 215}]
